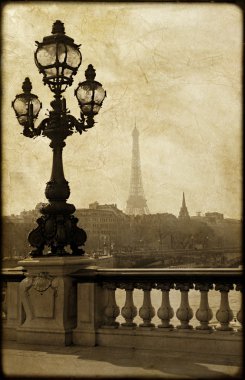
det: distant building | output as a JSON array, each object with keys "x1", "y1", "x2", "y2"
[
  {"x1": 75, "y1": 202, "x2": 130, "y2": 252},
  {"x1": 178, "y1": 192, "x2": 190, "y2": 220},
  {"x1": 2, "y1": 215, "x2": 32, "y2": 264},
  {"x1": 204, "y1": 212, "x2": 224, "y2": 224},
  {"x1": 2, "y1": 200, "x2": 241, "y2": 265}
]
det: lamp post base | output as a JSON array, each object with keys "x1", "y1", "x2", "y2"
[
  {"x1": 17, "y1": 256, "x2": 95, "y2": 346},
  {"x1": 28, "y1": 205, "x2": 87, "y2": 257}
]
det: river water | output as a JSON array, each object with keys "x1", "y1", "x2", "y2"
[{"x1": 115, "y1": 288, "x2": 241, "y2": 328}]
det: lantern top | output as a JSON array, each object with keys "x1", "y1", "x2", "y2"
[
  {"x1": 22, "y1": 77, "x2": 32, "y2": 94},
  {"x1": 35, "y1": 20, "x2": 80, "y2": 48},
  {"x1": 85, "y1": 64, "x2": 96, "y2": 81},
  {"x1": 15, "y1": 77, "x2": 39, "y2": 100},
  {"x1": 52, "y1": 20, "x2": 65, "y2": 35}
]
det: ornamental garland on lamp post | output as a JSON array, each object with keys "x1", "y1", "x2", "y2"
[{"x1": 12, "y1": 20, "x2": 106, "y2": 257}]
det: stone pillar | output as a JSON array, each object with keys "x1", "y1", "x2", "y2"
[
  {"x1": 17, "y1": 257, "x2": 94, "y2": 346},
  {"x1": 72, "y1": 281, "x2": 107, "y2": 346},
  {"x1": 4, "y1": 282, "x2": 21, "y2": 341}
]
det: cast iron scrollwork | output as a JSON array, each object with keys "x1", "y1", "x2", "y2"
[{"x1": 12, "y1": 21, "x2": 106, "y2": 257}]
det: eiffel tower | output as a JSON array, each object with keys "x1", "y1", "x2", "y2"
[{"x1": 125, "y1": 126, "x2": 149, "y2": 215}]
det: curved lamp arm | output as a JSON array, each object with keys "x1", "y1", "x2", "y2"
[{"x1": 22, "y1": 118, "x2": 49, "y2": 138}]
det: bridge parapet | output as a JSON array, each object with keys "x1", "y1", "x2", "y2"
[
  {"x1": 1, "y1": 264, "x2": 243, "y2": 356},
  {"x1": 73, "y1": 268, "x2": 242, "y2": 354}
]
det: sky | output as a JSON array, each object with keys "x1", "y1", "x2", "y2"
[{"x1": 2, "y1": 2, "x2": 242, "y2": 219}]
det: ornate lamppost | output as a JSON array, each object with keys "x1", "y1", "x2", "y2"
[{"x1": 12, "y1": 20, "x2": 106, "y2": 257}]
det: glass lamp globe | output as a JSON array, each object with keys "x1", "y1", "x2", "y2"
[
  {"x1": 12, "y1": 78, "x2": 42, "y2": 126},
  {"x1": 34, "y1": 20, "x2": 82, "y2": 95},
  {"x1": 75, "y1": 64, "x2": 106, "y2": 116}
]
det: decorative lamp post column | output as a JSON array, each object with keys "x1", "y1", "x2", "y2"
[{"x1": 12, "y1": 20, "x2": 106, "y2": 257}]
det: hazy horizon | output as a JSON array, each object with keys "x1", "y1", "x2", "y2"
[
  {"x1": 3, "y1": 198, "x2": 242, "y2": 221},
  {"x1": 2, "y1": 3, "x2": 242, "y2": 220}
]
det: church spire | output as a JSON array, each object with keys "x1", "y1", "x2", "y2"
[{"x1": 178, "y1": 192, "x2": 190, "y2": 220}]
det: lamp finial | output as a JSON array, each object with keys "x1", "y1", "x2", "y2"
[
  {"x1": 22, "y1": 77, "x2": 32, "y2": 94},
  {"x1": 52, "y1": 20, "x2": 65, "y2": 35},
  {"x1": 85, "y1": 64, "x2": 96, "y2": 81}
]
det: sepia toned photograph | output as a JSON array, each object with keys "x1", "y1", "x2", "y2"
[{"x1": 1, "y1": 1, "x2": 243, "y2": 378}]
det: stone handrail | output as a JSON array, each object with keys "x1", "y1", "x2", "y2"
[
  {"x1": 1, "y1": 267, "x2": 26, "y2": 281},
  {"x1": 74, "y1": 267, "x2": 242, "y2": 279}
]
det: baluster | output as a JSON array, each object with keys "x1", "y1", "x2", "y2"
[
  {"x1": 215, "y1": 283, "x2": 234, "y2": 331},
  {"x1": 175, "y1": 282, "x2": 194, "y2": 329},
  {"x1": 102, "y1": 282, "x2": 120, "y2": 328},
  {"x1": 236, "y1": 283, "x2": 242, "y2": 331},
  {"x1": 119, "y1": 283, "x2": 137, "y2": 328},
  {"x1": 156, "y1": 282, "x2": 174, "y2": 329},
  {"x1": 136, "y1": 282, "x2": 155, "y2": 328},
  {"x1": 195, "y1": 282, "x2": 213, "y2": 330}
]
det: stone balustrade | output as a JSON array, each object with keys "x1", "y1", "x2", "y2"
[
  {"x1": 1, "y1": 265, "x2": 243, "y2": 355},
  {"x1": 72, "y1": 268, "x2": 243, "y2": 354},
  {"x1": 73, "y1": 268, "x2": 242, "y2": 331}
]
